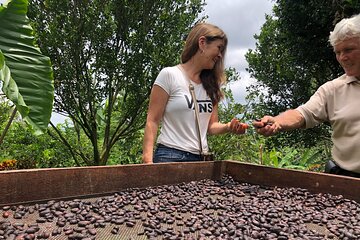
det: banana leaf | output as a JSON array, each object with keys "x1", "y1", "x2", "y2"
[{"x1": 0, "y1": 0, "x2": 54, "y2": 134}]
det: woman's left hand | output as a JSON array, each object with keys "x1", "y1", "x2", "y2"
[{"x1": 227, "y1": 118, "x2": 249, "y2": 134}]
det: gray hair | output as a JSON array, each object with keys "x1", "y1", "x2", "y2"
[{"x1": 329, "y1": 14, "x2": 360, "y2": 46}]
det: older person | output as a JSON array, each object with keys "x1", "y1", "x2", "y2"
[
  {"x1": 253, "y1": 14, "x2": 360, "y2": 177},
  {"x1": 142, "y1": 23, "x2": 248, "y2": 164}
]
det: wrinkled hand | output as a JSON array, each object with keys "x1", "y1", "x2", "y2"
[
  {"x1": 252, "y1": 116, "x2": 282, "y2": 136},
  {"x1": 227, "y1": 118, "x2": 249, "y2": 134}
]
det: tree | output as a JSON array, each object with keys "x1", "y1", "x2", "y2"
[
  {"x1": 245, "y1": 0, "x2": 360, "y2": 147},
  {"x1": 0, "y1": 0, "x2": 54, "y2": 139},
  {"x1": 0, "y1": 97, "x2": 73, "y2": 169},
  {"x1": 28, "y1": 0, "x2": 205, "y2": 165},
  {"x1": 207, "y1": 68, "x2": 261, "y2": 163}
]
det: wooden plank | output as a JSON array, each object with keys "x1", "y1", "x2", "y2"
[
  {"x1": 0, "y1": 161, "x2": 221, "y2": 206},
  {"x1": 1, "y1": 160, "x2": 358, "y2": 206},
  {"x1": 224, "y1": 161, "x2": 360, "y2": 202}
]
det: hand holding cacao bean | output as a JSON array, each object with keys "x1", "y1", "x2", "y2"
[
  {"x1": 228, "y1": 118, "x2": 249, "y2": 134},
  {"x1": 253, "y1": 116, "x2": 282, "y2": 136}
]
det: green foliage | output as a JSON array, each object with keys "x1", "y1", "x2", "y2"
[
  {"x1": 208, "y1": 68, "x2": 264, "y2": 163},
  {"x1": 261, "y1": 146, "x2": 326, "y2": 171},
  {"x1": 0, "y1": 0, "x2": 54, "y2": 134},
  {"x1": 107, "y1": 129, "x2": 144, "y2": 165},
  {"x1": 0, "y1": 0, "x2": 339, "y2": 172},
  {"x1": 245, "y1": 0, "x2": 360, "y2": 147},
  {"x1": 208, "y1": 67, "x2": 331, "y2": 173},
  {"x1": 0, "y1": 98, "x2": 73, "y2": 168},
  {"x1": 0, "y1": 123, "x2": 74, "y2": 169},
  {"x1": 0, "y1": 97, "x2": 11, "y2": 125},
  {"x1": 28, "y1": 0, "x2": 205, "y2": 166}
]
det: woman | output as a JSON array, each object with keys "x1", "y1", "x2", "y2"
[{"x1": 142, "y1": 23, "x2": 248, "y2": 164}]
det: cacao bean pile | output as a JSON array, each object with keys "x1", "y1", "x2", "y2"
[{"x1": 0, "y1": 175, "x2": 359, "y2": 239}]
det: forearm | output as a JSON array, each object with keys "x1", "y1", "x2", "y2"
[
  {"x1": 142, "y1": 121, "x2": 159, "y2": 164},
  {"x1": 275, "y1": 109, "x2": 305, "y2": 131},
  {"x1": 253, "y1": 109, "x2": 305, "y2": 136},
  {"x1": 207, "y1": 122, "x2": 229, "y2": 135},
  {"x1": 208, "y1": 119, "x2": 248, "y2": 135}
]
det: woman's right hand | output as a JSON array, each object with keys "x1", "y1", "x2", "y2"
[
  {"x1": 142, "y1": 153, "x2": 154, "y2": 164},
  {"x1": 227, "y1": 118, "x2": 249, "y2": 134}
]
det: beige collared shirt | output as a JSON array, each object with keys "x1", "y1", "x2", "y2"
[{"x1": 297, "y1": 74, "x2": 360, "y2": 173}]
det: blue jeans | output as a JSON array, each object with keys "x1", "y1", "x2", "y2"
[{"x1": 153, "y1": 144, "x2": 201, "y2": 163}]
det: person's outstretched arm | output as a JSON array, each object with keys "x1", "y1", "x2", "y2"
[
  {"x1": 207, "y1": 105, "x2": 248, "y2": 135},
  {"x1": 252, "y1": 109, "x2": 305, "y2": 136}
]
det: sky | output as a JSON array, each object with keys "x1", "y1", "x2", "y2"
[
  {"x1": 0, "y1": 0, "x2": 274, "y2": 123},
  {"x1": 203, "y1": 0, "x2": 274, "y2": 104}
]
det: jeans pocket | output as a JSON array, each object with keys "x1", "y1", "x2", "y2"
[{"x1": 154, "y1": 147, "x2": 186, "y2": 163}]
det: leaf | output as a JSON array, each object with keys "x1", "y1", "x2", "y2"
[
  {"x1": 279, "y1": 147, "x2": 298, "y2": 167},
  {"x1": 269, "y1": 148, "x2": 279, "y2": 167},
  {"x1": 284, "y1": 165, "x2": 306, "y2": 170},
  {"x1": 0, "y1": 0, "x2": 54, "y2": 134},
  {"x1": 0, "y1": 50, "x2": 29, "y2": 115}
]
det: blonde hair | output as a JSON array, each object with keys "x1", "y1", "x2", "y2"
[
  {"x1": 329, "y1": 14, "x2": 360, "y2": 46},
  {"x1": 181, "y1": 23, "x2": 228, "y2": 105}
]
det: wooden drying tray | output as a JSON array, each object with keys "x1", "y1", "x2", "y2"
[{"x1": 0, "y1": 160, "x2": 359, "y2": 206}]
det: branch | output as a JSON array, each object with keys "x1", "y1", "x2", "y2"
[
  {"x1": 0, "y1": 107, "x2": 17, "y2": 145},
  {"x1": 110, "y1": 98, "x2": 147, "y2": 147},
  {"x1": 49, "y1": 121, "x2": 91, "y2": 166}
]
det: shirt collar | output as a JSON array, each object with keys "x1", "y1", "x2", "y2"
[{"x1": 344, "y1": 75, "x2": 360, "y2": 84}]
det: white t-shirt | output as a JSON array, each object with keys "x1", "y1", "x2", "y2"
[{"x1": 155, "y1": 65, "x2": 213, "y2": 154}]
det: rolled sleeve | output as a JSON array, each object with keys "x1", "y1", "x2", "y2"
[{"x1": 296, "y1": 84, "x2": 330, "y2": 129}]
